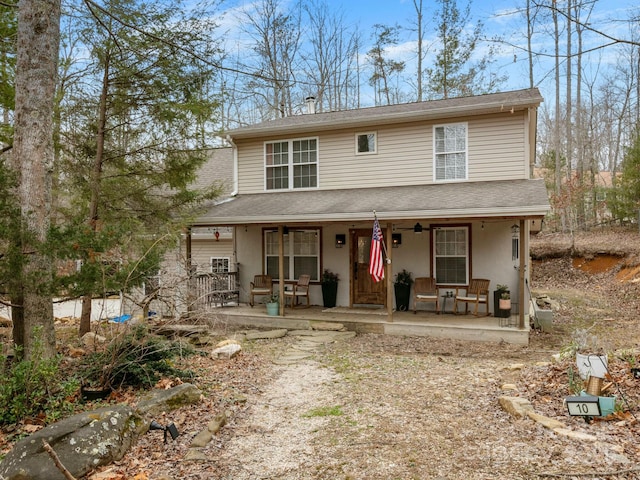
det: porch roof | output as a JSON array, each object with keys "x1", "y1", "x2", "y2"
[{"x1": 194, "y1": 178, "x2": 550, "y2": 226}]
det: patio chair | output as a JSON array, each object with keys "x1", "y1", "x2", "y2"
[
  {"x1": 413, "y1": 277, "x2": 439, "y2": 314},
  {"x1": 453, "y1": 278, "x2": 490, "y2": 316},
  {"x1": 284, "y1": 274, "x2": 311, "y2": 308},
  {"x1": 249, "y1": 274, "x2": 272, "y2": 307}
]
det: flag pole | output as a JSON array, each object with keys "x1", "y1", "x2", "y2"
[{"x1": 372, "y1": 210, "x2": 389, "y2": 260}]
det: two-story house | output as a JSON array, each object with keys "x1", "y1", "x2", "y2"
[{"x1": 188, "y1": 88, "x2": 550, "y2": 344}]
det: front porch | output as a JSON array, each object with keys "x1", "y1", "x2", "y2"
[{"x1": 206, "y1": 304, "x2": 531, "y2": 345}]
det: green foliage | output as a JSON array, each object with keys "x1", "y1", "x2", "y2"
[
  {"x1": 80, "y1": 325, "x2": 195, "y2": 390},
  {"x1": 426, "y1": 0, "x2": 504, "y2": 99},
  {"x1": 610, "y1": 133, "x2": 640, "y2": 221},
  {"x1": 0, "y1": 3, "x2": 17, "y2": 146},
  {"x1": 302, "y1": 405, "x2": 344, "y2": 418},
  {"x1": 394, "y1": 269, "x2": 413, "y2": 287},
  {"x1": 0, "y1": 330, "x2": 79, "y2": 425},
  {"x1": 322, "y1": 269, "x2": 339, "y2": 284}
]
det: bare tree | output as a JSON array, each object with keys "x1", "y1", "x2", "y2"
[
  {"x1": 241, "y1": 0, "x2": 302, "y2": 119},
  {"x1": 11, "y1": 0, "x2": 60, "y2": 359},
  {"x1": 301, "y1": 0, "x2": 360, "y2": 112},
  {"x1": 410, "y1": 0, "x2": 427, "y2": 101}
]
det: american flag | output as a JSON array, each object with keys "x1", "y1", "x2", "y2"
[{"x1": 369, "y1": 218, "x2": 385, "y2": 282}]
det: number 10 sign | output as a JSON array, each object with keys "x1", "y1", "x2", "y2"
[{"x1": 565, "y1": 395, "x2": 601, "y2": 417}]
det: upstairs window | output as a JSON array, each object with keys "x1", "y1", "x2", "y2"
[
  {"x1": 356, "y1": 132, "x2": 377, "y2": 154},
  {"x1": 434, "y1": 123, "x2": 467, "y2": 181},
  {"x1": 265, "y1": 138, "x2": 318, "y2": 190}
]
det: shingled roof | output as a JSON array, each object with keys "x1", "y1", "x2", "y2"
[
  {"x1": 194, "y1": 179, "x2": 549, "y2": 226},
  {"x1": 225, "y1": 88, "x2": 543, "y2": 140}
]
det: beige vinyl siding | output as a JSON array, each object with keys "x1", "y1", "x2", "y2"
[
  {"x1": 468, "y1": 113, "x2": 526, "y2": 180},
  {"x1": 187, "y1": 239, "x2": 235, "y2": 273},
  {"x1": 236, "y1": 112, "x2": 527, "y2": 193}
]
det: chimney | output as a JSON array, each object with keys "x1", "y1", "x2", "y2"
[{"x1": 305, "y1": 96, "x2": 316, "y2": 114}]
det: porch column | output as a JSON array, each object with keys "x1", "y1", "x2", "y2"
[
  {"x1": 186, "y1": 227, "x2": 194, "y2": 313},
  {"x1": 278, "y1": 225, "x2": 285, "y2": 316},
  {"x1": 518, "y1": 219, "x2": 526, "y2": 329},
  {"x1": 386, "y1": 222, "x2": 393, "y2": 319}
]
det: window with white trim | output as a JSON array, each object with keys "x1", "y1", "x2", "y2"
[
  {"x1": 264, "y1": 229, "x2": 320, "y2": 281},
  {"x1": 265, "y1": 138, "x2": 318, "y2": 190},
  {"x1": 210, "y1": 257, "x2": 230, "y2": 273},
  {"x1": 434, "y1": 123, "x2": 467, "y2": 181},
  {"x1": 434, "y1": 226, "x2": 469, "y2": 285},
  {"x1": 356, "y1": 132, "x2": 377, "y2": 154}
]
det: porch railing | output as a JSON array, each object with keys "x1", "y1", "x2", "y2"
[{"x1": 193, "y1": 271, "x2": 240, "y2": 309}]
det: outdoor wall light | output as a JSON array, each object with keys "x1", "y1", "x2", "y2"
[
  {"x1": 335, "y1": 234, "x2": 346, "y2": 248},
  {"x1": 392, "y1": 233, "x2": 402, "y2": 247},
  {"x1": 413, "y1": 222, "x2": 423, "y2": 234},
  {"x1": 283, "y1": 226, "x2": 289, "y2": 236}
]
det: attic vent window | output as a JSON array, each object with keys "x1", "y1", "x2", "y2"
[{"x1": 356, "y1": 132, "x2": 377, "y2": 155}]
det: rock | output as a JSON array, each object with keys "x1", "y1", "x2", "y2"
[
  {"x1": 500, "y1": 383, "x2": 518, "y2": 391},
  {"x1": 499, "y1": 396, "x2": 534, "y2": 418},
  {"x1": 310, "y1": 321, "x2": 345, "y2": 331},
  {"x1": 0, "y1": 405, "x2": 143, "y2": 480},
  {"x1": 211, "y1": 343, "x2": 242, "y2": 359},
  {"x1": 507, "y1": 363, "x2": 525, "y2": 370},
  {"x1": 207, "y1": 412, "x2": 227, "y2": 434},
  {"x1": 190, "y1": 430, "x2": 212, "y2": 447},
  {"x1": 526, "y1": 411, "x2": 566, "y2": 430},
  {"x1": 82, "y1": 332, "x2": 107, "y2": 348},
  {"x1": 215, "y1": 338, "x2": 241, "y2": 348},
  {"x1": 553, "y1": 427, "x2": 598, "y2": 442},
  {"x1": 184, "y1": 449, "x2": 208, "y2": 462},
  {"x1": 136, "y1": 383, "x2": 202, "y2": 417},
  {"x1": 245, "y1": 329, "x2": 288, "y2": 340}
]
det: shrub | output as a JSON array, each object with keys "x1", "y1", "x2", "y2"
[
  {"x1": 0, "y1": 331, "x2": 79, "y2": 425},
  {"x1": 80, "y1": 325, "x2": 195, "y2": 390}
]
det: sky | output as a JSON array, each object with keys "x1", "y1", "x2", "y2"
[{"x1": 217, "y1": 0, "x2": 638, "y2": 108}]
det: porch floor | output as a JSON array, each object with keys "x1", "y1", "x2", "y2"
[{"x1": 206, "y1": 304, "x2": 530, "y2": 345}]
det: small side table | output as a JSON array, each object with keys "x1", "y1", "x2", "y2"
[{"x1": 441, "y1": 294, "x2": 454, "y2": 314}]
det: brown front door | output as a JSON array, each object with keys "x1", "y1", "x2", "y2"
[{"x1": 351, "y1": 229, "x2": 386, "y2": 306}]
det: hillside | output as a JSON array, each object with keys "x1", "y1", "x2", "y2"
[{"x1": 530, "y1": 226, "x2": 640, "y2": 352}]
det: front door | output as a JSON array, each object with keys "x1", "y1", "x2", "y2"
[{"x1": 351, "y1": 229, "x2": 386, "y2": 306}]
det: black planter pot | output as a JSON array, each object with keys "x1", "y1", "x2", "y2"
[
  {"x1": 493, "y1": 290, "x2": 511, "y2": 318},
  {"x1": 394, "y1": 284, "x2": 411, "y2": 311},
  {"x1": 322, "y1": 282, "x2": 338, "y2": 308}
]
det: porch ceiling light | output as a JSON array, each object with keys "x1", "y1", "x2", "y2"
[{"x1": 413, "y1": 222, "x2": 423, "y2": 234}]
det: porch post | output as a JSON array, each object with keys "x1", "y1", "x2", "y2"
[
  {"x1": 186, "y1": 227, "x2": 194, "y2": 313},
  {"x1": 386, "y1": 222, "x2": 393, "y2": 319},
  {"x1": 278, "y1": 225, "x2": 285, "y2": 316},
  {"x1": 518, "y1": 219, "x2": 526, "y2": 329}
]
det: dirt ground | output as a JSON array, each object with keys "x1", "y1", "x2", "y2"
[{"x1": 7, "y1": 228, "x2": 640, "y2": 480}]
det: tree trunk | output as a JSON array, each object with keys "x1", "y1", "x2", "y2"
[
  {"x1": 80, "y1": 50, "x2": 110, "y2": 337},
  {"x1": 11, "y1": 0, "x2": 61, "y2": 359}
]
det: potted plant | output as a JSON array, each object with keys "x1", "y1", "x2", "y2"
[
  {"x1": 394, "y1": 269, "x2": 413, "y2": 311},
  {"x1": 499, "y1": 291, "x2": 511, "y2": 310},
  {"x1": 265, "y1": 291, "x2": 280, "y2": 316},
  {"x1": 494, "y1": 284, "x2": 511, "y2": 318},
  {"x1": 321, "y1": 269, "x2": 339, "y2": 308}
]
